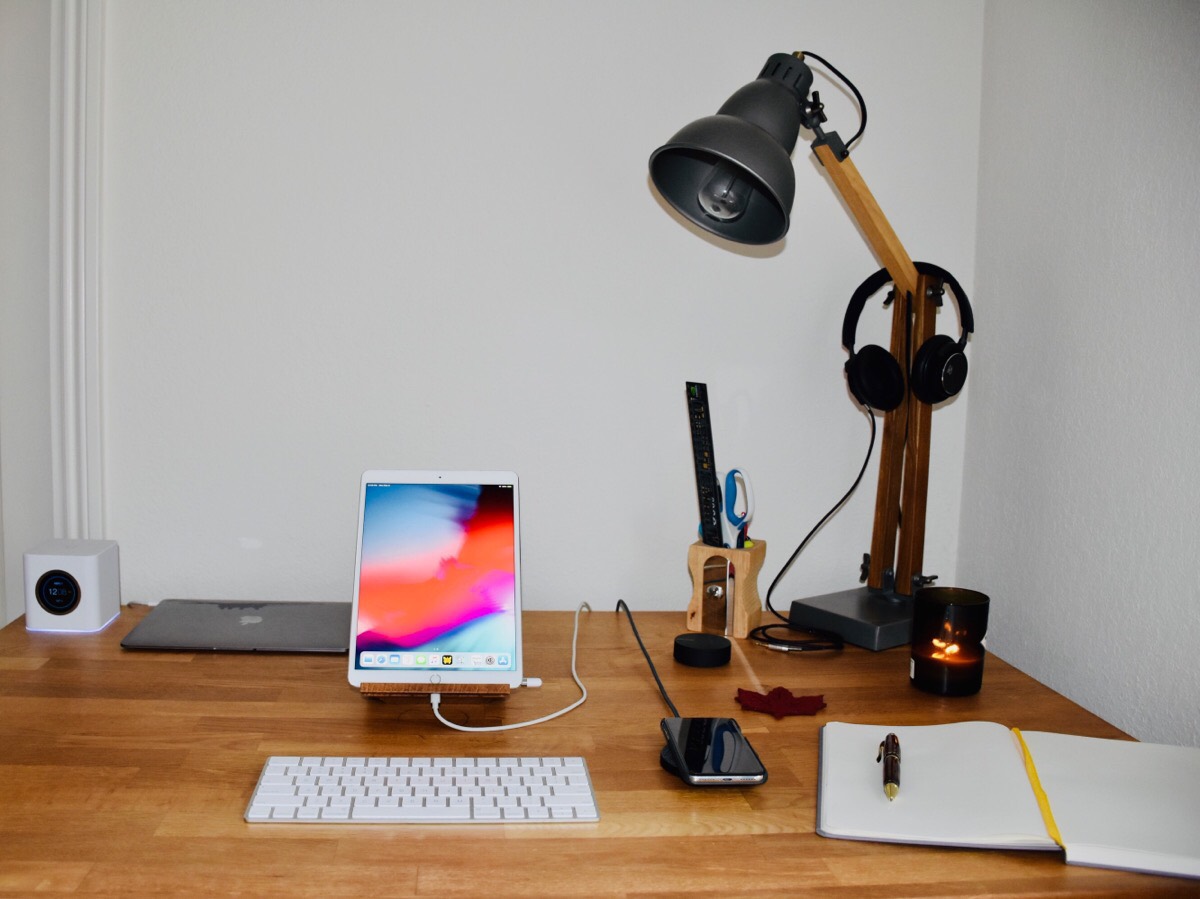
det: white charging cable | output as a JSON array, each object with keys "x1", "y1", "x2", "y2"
[{"x1": 429, "y1": 602, "x2": 591, "y2": 732}]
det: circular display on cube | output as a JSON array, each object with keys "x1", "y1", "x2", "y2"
[{"x1": 36, "y1": 569, "x2": 81, "y2": 615}]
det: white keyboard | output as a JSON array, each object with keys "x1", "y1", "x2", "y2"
[{"x1": 245, "y1": 755, "x2": 599, "y2": 824}]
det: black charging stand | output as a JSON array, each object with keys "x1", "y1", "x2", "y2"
[{"x1": 659, "y1": 744, "x2": 682, "y2": 777}]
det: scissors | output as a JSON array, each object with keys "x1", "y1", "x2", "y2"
[{"x1": 719, "y1": 468, "x2": 754, "y2": 549}]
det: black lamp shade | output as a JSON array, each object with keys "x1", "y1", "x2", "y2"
[{"x1": 649, "y1": 54, "x2": 811, "y2": 245}]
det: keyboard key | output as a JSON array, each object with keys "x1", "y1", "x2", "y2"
[{"x1": 352, "y1": 803, "x2": 472, "y2": 821}]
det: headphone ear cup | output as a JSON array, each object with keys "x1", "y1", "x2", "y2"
[
  {"x1": 845, "y1": 344, "x2": 905, "y2": 411},
  {"x1": 911, "y1": 334, "x2": 968, "y2": 405}
]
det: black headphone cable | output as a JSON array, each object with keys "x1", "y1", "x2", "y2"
[{"x1": 750, "y1": 403, "x2": 878, "y2": 652}]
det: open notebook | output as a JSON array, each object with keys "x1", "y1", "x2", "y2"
[
  {"x1": 817, "y1": 720, "x2": 1200, "y2": 880},
  {"x1": 347, "y1": 470, "x2": 523, "y2": 691}
]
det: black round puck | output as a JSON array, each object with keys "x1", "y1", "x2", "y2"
[{"x1": 673, "y1": 632, "x2": 731, "y2": 667}]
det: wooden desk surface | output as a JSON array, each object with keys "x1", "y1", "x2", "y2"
[{"x1": 0, "y1": 606, "x2": 1191, "y2": 897}]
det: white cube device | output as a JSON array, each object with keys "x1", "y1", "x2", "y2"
[{"x1": 24, "y1": 539, "x2": 121, "y2": 633}]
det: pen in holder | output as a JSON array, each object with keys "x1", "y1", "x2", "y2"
[{"x1": 686, "y1": 540, "x2": 765, "y2": 639}]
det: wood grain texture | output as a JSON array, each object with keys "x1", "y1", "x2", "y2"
[
  {"x1": 895, "y1": 269, "x2": 939, "y2": 592},
  {"x1": 1, "y1": 605, "x2": 1192, "y2": 897},
  {"x1": 360, "y1": 683, "x2": 511, "y2": 699}
]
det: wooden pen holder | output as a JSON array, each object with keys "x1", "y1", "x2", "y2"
[{"x1": 686, "y1": 539, "x2": 765, "y2": 639}]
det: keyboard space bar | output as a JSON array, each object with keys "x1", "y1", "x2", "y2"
[{"x1": 350, "y1": 804, "x2": 473, "y2": 821}]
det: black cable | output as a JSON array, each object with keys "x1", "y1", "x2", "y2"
[
  {"x1": 747, "y1": 621, "x2": 843, "y2": 652},
  {"x1": 802, "y1": 50, "x2": 868, "y2": 150},
  {"x1": 615, "y1": 600, "x2": 680, "y2": 718},
  {"x1": 762, "y1": 404, "x2": 878, "y2": 628}
]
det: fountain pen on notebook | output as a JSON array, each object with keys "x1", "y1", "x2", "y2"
[{"x1": 878, "y1": 733, "x2": 901, "y2": 800}]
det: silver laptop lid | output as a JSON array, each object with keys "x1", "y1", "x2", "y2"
[{"x1": 121, "y1": 600, "x2": 351, "y2": 653}]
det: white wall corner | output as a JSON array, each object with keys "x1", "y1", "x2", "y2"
[{"x1": 49, "y1": 0, "x2": 106, "y2": 539}]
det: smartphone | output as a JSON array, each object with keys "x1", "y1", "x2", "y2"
[{"x1": 660, "y1": 717, "x2": 768, "y2": 786}]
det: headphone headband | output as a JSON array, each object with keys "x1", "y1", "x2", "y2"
[{"x1": 841, "y1": 261, "x2": 974, "y2": 352}]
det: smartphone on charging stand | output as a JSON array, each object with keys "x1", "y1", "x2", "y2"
[{"x1": 660, "y1": 717, "x2": 768, "y2": 786}]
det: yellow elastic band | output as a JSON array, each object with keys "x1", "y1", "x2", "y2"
[{"x1": 1012, "y1": 728, "x2": 1063, "y2": 848}]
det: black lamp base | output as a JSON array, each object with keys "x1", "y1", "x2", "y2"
[{"x1": 788, "y1": 587, "x2": 913, "y2": 651}]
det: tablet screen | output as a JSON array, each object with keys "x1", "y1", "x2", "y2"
[{"x1": 349, "y1": 473, "x2": 521, "y2": 686}]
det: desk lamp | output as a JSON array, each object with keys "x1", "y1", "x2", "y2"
[{"x1": 650, "y1": 51, "x2": 959, "y2": 650}]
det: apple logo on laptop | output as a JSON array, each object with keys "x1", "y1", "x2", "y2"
[{"x1": 239, "y1": 614, "x2": 264, "y2": 626}]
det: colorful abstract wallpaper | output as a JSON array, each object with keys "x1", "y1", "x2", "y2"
[{"x1": 354, "y1": 482, "x2": 517, "y2": 668}]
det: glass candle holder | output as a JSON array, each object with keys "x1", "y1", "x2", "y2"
[{"x1": 909, "y1": 587, "x2": 989, "y2": 696}]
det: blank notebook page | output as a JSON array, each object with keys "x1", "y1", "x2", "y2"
[{"x1": 1021, "y1": 730, "x2": 1200, "y2": 877}]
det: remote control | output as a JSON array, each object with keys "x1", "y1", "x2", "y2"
[{"x1": 686, "y1": 382, "x2": 724, "y2": 547}]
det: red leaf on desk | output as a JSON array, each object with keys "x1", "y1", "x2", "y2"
[{"x1": 736, "y1": 687, "x2": 826, "y2": 718}]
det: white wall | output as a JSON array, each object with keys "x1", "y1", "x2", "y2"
[
  {"x1": 0, "y1": 0, "x2": 55, "y2": 624},
  {"x1": 964, "y1": 0, "x2": 1200, "y2": 746},
  {"x1": 77, "y1": 1, "x2": 980, "y2": 615}
]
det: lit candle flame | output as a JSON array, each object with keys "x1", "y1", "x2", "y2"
[
  {"x1": 931, "y1": 621, "x2": 962, "y2": 661},
  {"x1": 930, "y1": 636, "x2": 961, "y2": 660},
  {"x1": 930, "y1": 620, "x2": 962, "y2": 660}
]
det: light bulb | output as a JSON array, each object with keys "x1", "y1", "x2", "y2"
[{"x1": 696, "y1": 162, "x2": 751, "y2": 222}]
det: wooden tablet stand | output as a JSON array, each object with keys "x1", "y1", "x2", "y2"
[
  {"x1": 686, "y1": 539, "x2": 765, "y2": 639},
  {"x1": 360, "y1": 683, "x2": 510, "y2": 701}
]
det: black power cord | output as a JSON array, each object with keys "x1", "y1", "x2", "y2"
[
  {"x1": 802, "y1": 50, "x2": 868, "y2": 151},
  {"x1": 748, "y1": 404, "x2": 879, "y2": 653},
  {"x1": 615, "y1": 600, "x2": 680, "y2": 718},
  {"x1": 746, "y1": 53, "x2": 871, "y2": 651}
]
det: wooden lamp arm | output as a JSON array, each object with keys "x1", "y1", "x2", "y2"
[
  {"x1": 812, "y1": 141, "x2": 933, "y2": 596},
  {"x1": 812, "y1": 142, "x2": 919, "y2": 297}
]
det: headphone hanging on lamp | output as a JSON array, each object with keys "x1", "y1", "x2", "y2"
[{"x1": 841, "y1": 261, "x2": 974, "y2": 410}]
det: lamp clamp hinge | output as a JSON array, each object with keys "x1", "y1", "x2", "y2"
[
  {"x1": 861, "y1": 554, "x2": 898, "y2": 594},
  {"x1": 807, "y1": 90, "x2": 828, "y2": 125},
  {"x1": 912, "y1": 573, "x2": 939, "y2": 592},
  {"x1": 925, "y1": 280, "x2": 946, "y2": 307},
  {"x1": 809, "y1": 128, "x2": 849, "y2": 162}
]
